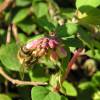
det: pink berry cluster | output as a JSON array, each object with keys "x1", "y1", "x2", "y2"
[{"x1": 26, "y1": 37, "x2": 67, "y2": 62}]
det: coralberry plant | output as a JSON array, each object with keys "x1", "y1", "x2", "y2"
[{"x1": 0, "y1": 0, "x2": 100, "y2": 100}]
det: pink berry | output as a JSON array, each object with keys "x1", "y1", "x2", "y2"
[{"x1": 48, "y1": 39, "x2": 58, "y2": 48}]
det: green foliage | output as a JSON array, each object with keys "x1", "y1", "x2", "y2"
[
  {"x1": 0, "y1": 94, "x2": 12, "y2": 100},
  {"x1": 79, "y1": 7, "x2": 100, "y2": 25},
  {"x1": 17, "y1": 18, "x2": 36, "y2": 34},
  {"x1": 61, "y1": 81, "x2": 77, "y2": 96},
  {"x1": 86, "y1": 50, "x2": 100, "y2": 60},
  {"x1": 29, "y1": 65, "x2": 50, "y2": 82},
  {"x1": 0, "y1": 43, "x2": 21, "y2": 71},
  {"x1": 13, "y1": 8, "x2": 29, "y2": 24},
  {"x1": 92, "y1": 71, "x2": 100, "y2": 87},
  {"x1": 33, "y1": 2, "x2": 48, "y2": 18},
  {"x1": 76, "y1": 0, "x2": 100, "y2": 8},
  {"x1": 16, "y1": 0, "x2": 32, "y2": 7},
  {"x1": 31, "y1": 86, "x2": 68, "y2": 100},
  {"x1": 78, "y1": 82, "x2": 96, "y2": 100},
  {"x1": 56, "y1": 23, "x2": 78, "y2": 37},
  {"x1": 0, "y1": 0, "x2": 100, "y2": 100},
  {"x1": 37, "y1": 16, "x2": 55, "y2": 32}
]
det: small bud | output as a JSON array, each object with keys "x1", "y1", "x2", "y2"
[{"x1": 48, "y1": 39, "x2": 58, "y2": 48}]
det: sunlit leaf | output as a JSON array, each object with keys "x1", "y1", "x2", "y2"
[
  {"x1": 86, "y1": 49, "x2": 100, "y2": 60},
  {"x1": 17, "y1": 18, "x2": 36, "y2": 34},
  {"x1": 33, "y1": 2, "x2": 48, "y2": 18},
  {"x1": 31, "y1": 86, "x2": 68, "y2": 100},
  {"x1": 92, "y1": 71, "x2": 100, "y2": 86},
  {"x1": 76, "y1": 0, "x2": 100, "y2": 9},
  {"x1": 56, "y1": 23, "x2": 78, "y2": 37},
  {"x1": 13, "y1": 8, "x2": 29, "y2": 23},
  {"x1": 61, "y1": 81, "x2": 77, "y2": 96},
  {"x1": 0, "y1": 94, "x2": 12, "y2": 100},
  {"x1": 0, "y1": 43, "x2": 21, "y2": 71},
  {"x1": 16, "y1": 0, "x2": 32, "y2": 6}
]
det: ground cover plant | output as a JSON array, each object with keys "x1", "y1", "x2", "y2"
[{"x1": 0, "y1": 0, "x2": 100, "y2": 100}]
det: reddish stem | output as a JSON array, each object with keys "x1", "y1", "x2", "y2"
[{"x1": 61, "y1": 48, "x2": 83, "y2": 83}]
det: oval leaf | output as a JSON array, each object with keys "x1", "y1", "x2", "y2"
[
  {"x1": 62, "y1": 81, "x2": 77, "y2": 96},
  {"x1": 13, "y1": 8, "x2": 29, "y2": 24},
  {"x1": 31, "y1": 86, "x2": 68, "y2": 100},
  {"x1": 0, "y1": 43, "x2": 21, "y2": 71}
]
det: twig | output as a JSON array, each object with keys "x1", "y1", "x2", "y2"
[
  {"x1": 61, "y1": 48, "x2": 84, "y2": 83},
  {"x1": 0, "y1": 0, "x2": 11, "y2": 13},
  {"x1": 6, "y1": 25, "x2": 11, "y2": 44},
  {"x1": 12, "y1": 24, "x2": 19, "y2": 43},
  {"x1": 0, "y1": 67, "x2": 48, "y2": 86}
]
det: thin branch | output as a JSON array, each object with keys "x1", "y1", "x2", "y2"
[
  {"x1": 61, "y1": 48, "x2": 84, "y2": 83},
  {"x1": 0, "y1": 67, "x2": 48, "y2": 86},
  {"x1": 0, "y1": 0, "x2": 11, "y2": 13},
  {"x1": 6, "y1": 25, "x2": 11, "y2": 44},
  {"x1": 12, "y1": 24, "x2": 19, "y2": 43}
]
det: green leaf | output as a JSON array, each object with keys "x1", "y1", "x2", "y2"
[
  {"x1": 50, "y1": 74, "x2": 61, "y2": 87},
  {"x1": 0, "y1": 29, "x2": 6, "y2": 45},
  {"x1": 76, "y1": 0, "x2": 100, "y2": 9},
  {"x1": 37, "y1": 16, "x2": 55, "y2": 32},
  {"x1": 16, "y1": 0, "x2": 32, "y2": 6},
  {"x1": 18, "y1": 33, "x2": 28, "y2": 44},
  {"x1": 0, "y1": 43, "x2": 21, "y2": 71},
  {"x1": 77, "y1": 29, "x2": 94, "y2": 50},
  {"x1": 31, "y1": 86, "x2": 49, "y2": 100},
  {"x1": 0, "y1": 94, "x2": 12, "y2": 100},
  {"x1": 93, "y1": 40, "x2": 100, "y2": 50},
  {"x1": 61, "y1": 8, "x2": 75, "y2": 19},
  {"x1": 93, "y1": 90, "x2": 100, "y2": 100},
  {"x1": 78, "y1": 6, "x2": 100, "y2": 25},
  {"x1": 79, "y1": 15, "x2": 100, "y2": 25},
  {"x1": 13, "y1": 8, "x2": 29, "y2": 24},
  {"x1": 29, "y1": 65, "x2": 50, "y2": 82},
  {"x1": 78, "y1": 82, "x2": 95, "y2": 100},
  {"x1": 63, "y1": 37, "x2": 83, "y2": 48},
  {"x1": 31, "y1": 86, "x2": 68, "y2": 100},
  {"x1": 66, "y1": 23, "x2": 78, "y2": 35},
  {"x1": 17, "y1": 18, "x2": 36, "y2": 34},
  {"x1": 38, "y1": 56, "x2": 56, "y2": 68},
  {"x1": 44, "y1": 92, "x2": 68, "y2": 100},
  {"x1": 56, "y1": 23, "x2": 78, "y2": 37},
  {"x1": 33, "y1": 2, "x2": 48, "y2": 18},
  {"x1": 92, "y1": 71, "x2": 100, "y2": 87},
  {"x1": 61, "y1": 81, "x2": 77, "y2": 96},
  {"x1": 78, "y1": 82, "x2": 95, "y2": 90},
  {"x1": 32, "y1": 0, "x2": 42, "y2": 3},
  {"x1": 86, "y1": 49, "x2": 100, "y2": 60}
]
